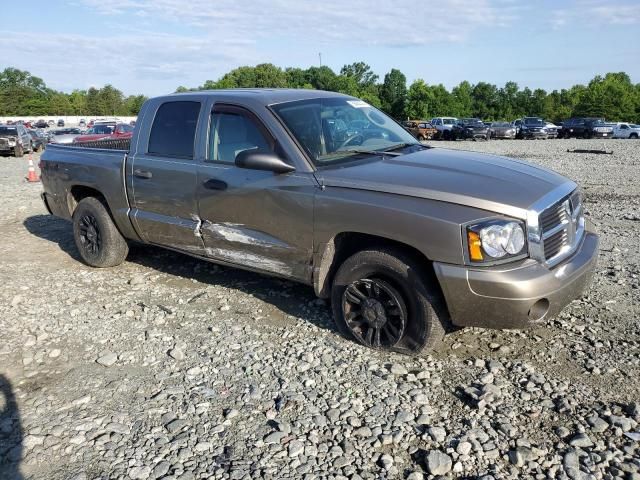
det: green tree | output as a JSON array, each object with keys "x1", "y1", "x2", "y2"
[
  {"x1": 380, "y1": 69, "x2": 407, "y2": 119},
  {"x1": 406, "y1": 79, "x2": 432, "y2": 119}
]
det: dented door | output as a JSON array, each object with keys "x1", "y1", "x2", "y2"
[{"x1": 196, "y1": 165, "x2": 316, "y2": 282}]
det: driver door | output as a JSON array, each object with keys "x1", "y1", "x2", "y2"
[{"x1": 196, "y1": 104, "x2": 316, "y2": 282}]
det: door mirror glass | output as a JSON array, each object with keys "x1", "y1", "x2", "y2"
[{"x1": 235, "y1": 149, "x2": 295, "y2": 174}]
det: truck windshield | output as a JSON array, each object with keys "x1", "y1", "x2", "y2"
[
  {"x1": 0, "y1": 127, "x2": 18, "y2": 135},
  {"x1": 524, "y1": 118, "x2": 544, "y2": 126},
  {"x1": 271, "y1": 97, "x2": 418, "y2": 167}
]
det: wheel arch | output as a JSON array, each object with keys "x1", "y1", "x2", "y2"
[
  {"x1": 313, "y1": 231, "x2": 440, "y2": 299},
  {"x1": 67, "y1": 185, "x2": 109, "y2": 217}
]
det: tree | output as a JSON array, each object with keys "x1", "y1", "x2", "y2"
[
  {"x1": 451, "y1": 81, "x2": 473, "y2": 118},
  {"x1": 380, "y1": 69, "x2": 407, "y2": 119},
  {"x1": 340, "y1": 62, "x2": 378, "y2": 88},
  {"x1": 406, "y1": 79, "x2": 432, "y2": 119}
]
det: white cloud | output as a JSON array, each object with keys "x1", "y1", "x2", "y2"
[
  {"x1": 79, "y1": 0, "x2": 522, "y2": 47},
  {"x1": 550, "y1": 0, "x2": 640, "y2": 29}
]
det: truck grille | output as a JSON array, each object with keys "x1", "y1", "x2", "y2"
[
  {"x1": 0, "y1": 138, "x2": 8, "y2": 147},
  {"x1": 539, "y1": 190, "x2": 584, "y2": 265}
]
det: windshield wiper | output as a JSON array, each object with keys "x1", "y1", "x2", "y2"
[
  {"x1": 340, "y1": 148, "x2": 402, "y2": 157},
  {"x1": 381, "y1": 142, "x2": 428, "y2": 152}
]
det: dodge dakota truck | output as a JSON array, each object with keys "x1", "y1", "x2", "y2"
[{"x1": 40, "y1": 89, "x2": 599, "y2": 354}]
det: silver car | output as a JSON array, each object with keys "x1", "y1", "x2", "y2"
[
  {"x1": 48, "y1": 128, "x2": 84, "y2": 145},
  {"x1": 0, "y1": 124, "x2": 34, "y2": 156}
]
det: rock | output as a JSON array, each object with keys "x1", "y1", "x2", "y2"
[
  {"x1": 49, "y1": 348, "x2": 61, "y2": 358},
  {"x1": 508, "y1": 446, "x2": 538, "y2": 467},
  {"x1": 425, "y1": 450, "x2": 452, "y2": 476},
  {"x1": 569, "y1": 433, "x2": 593, "y2": 448},
  {"x1": 96, "y1": 352, "x2": 118, "y2": 367},
  {"x1": 379, "y1": 454, "x2": 394, "y2": 469},
  {"x1": 353, "y1": 426, "x2": 372, "y2": 438},
  {"x1": 264, "y1": 431, "x2": 287, "y2": 444},
  {"x1": 390, "y1": 363, "x2": 408, "y2": 375},
  {"x1": 586, "y1": 415, "x2": 609, "y2": 433},
  {"x1": 195, "y1": 442, "x2": 212, "y2": 452},
  {"x1": 128, "y1": 466, "x2": 151, "y2": 479},
  {"x1": 406, "y1": 473, "x2": 424, "y2": 480},
  {"x1": 165, "y1": 419, "x2": 188, "y2": 433},
  {"x1": 456, "y1": 441, "x2": 472, "y2": 455},
  {"x1": 152, "y1": 461, "x2": 170, "y2": 478},
  {"x1": 427, "y1": 426, "x2": 446, "y2": 442},
  {"x1": 288, "y1": 440, "x2": 304, "y2": 457},
  {"x1": 168, "y1": 348, "x2": 184, "y2": 360}
]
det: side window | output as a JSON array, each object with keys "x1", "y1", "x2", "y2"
[
  {"x1": 209, "y1": 109, "x2": 271, "y2": 163},
  {"x1": 621, "y1": 124, "x2": 628, "y2": 129},
  {"x1": 148, "y1": 101, "x2": 201, "y2": 159}
]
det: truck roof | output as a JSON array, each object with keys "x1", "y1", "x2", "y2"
[{"x1": 166, "y1": 88, "x2": 353, "y2": 105}]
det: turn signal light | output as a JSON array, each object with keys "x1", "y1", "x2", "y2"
[{"x1": 468, "y1": 231, "x2": 484, "y2": 261}]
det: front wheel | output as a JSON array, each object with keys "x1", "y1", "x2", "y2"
[
  {"x1": 331, "y1": 248, "x2": 447, "y2": 354},
  {"x1": 72, "y1": 197, "x2": 129, "y2": 267},
  {"x1": 14, "y1": 145, "x2": 24, "y2": 157}
]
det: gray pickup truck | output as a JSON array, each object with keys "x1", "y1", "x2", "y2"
[{"x1": 40, "y1": 89, "x2": 599, "y2": 354}]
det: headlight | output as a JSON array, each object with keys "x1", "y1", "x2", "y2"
[{"x1": 466, "y1": 219, "x2": 526, "y2": 263}]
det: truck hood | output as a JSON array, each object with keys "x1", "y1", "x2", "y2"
[{"x1": 317, "y1": 147, "x2": 574, "y2": 219}]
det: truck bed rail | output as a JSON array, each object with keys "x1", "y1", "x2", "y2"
[{"x1": 64, "y1": 138, "x2": 131, "y2": 151}]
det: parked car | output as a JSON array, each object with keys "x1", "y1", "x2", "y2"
[
  {"x1": 72, "y1": 123, "x2": 134, "y2": 143},
  {"x1": 28, "y1": 129, "x2": 47, "y2": 152},
  {"x1": 430, "y1": 117, "x2": 458, "y2": 140},
  {"x1": 48, "y1": 128, "x2": 84, "y2": 145},
  {"x1": 612, "y1": 122, "x2": 640, "y2": 139},
  {"x1": 451, "y1": 118, "x2": 490, "y2": 140},
  {"x1": 79, "y1": 119, "x2": 87, "y2": 128},
  {"x1": 513, "y1": 117, "x2": 548, "y2": 139},
  {"x1": 34, "y1": 119, "x2": 49, "y2": 129},
  {"x1": 40, "y1": 89, "x2": 599, "y2": 354},
  {"x1": 489, "y1": 122, "x2": 516, "y2": 139},
  {"x1": 129, "y1": 120, "x2": 136, "y2": 126},
  {"x1": 57, "y1": 119, "x2": 65, "y2": 127},
  {"x1": 47, "y1": 120, "x2": 55, "y2": 126},
  {"x1": 403, "y1": 120, "x2": 437, "y2": 140},
  {"x1": 545, "y1": 122, "x2": 560, "y2": 139},
  {"x1": 0, "y1": 124, "x2": 34, "y2": 157},
  {"x1": 560, "y1": 118, "x2": 613, "y2": 138}
]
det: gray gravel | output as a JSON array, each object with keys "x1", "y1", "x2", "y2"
[{"x1": 1, "y1": 139, "x2": 639, "y2": 479}]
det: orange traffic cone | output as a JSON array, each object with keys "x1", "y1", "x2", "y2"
[{"x1": 26, "y1": 157, "x2": 40, "y2": 183}]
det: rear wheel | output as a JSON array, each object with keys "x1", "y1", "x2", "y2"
[
  {"x1": 331, "y1": 248, "x2": 447, "y2": 354},
  {"x1": 630, "y1": 133, "x2": 638, "y2": 139},
  {"x1": 72, "y1": 197, "x2": 129, "y2": 268}
]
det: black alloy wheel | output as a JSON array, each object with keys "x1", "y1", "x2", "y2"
[
  {"x1": 341, "y1": 278, "x2": 406, "y2": 348},
  {"x1": 78, "y1": 214, "x2": 101, "y2": 256}
]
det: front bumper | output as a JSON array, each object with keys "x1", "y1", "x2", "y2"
[
  {"x1": 592, "y1": 131, "x2": 612, "y2": 138},
  {"x1": 434, "y1": 226, "x2": 599, "y2": 329}
]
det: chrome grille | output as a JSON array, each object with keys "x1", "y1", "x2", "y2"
[
  {"x1": 538, "y1": 190, "x2": 585, "y2": 266},
  {"x1": 0, "y1": 138, "x2": 8, "y2": 147}
]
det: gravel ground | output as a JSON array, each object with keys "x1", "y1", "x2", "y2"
[{"x1": 0, "y1": 139, "x2": 639, "y2": 480}]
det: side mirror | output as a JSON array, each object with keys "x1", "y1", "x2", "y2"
[{"x1": 235, "y1": 149, "x2": 295, "y2": 174}]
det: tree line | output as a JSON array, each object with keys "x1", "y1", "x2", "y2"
[{"x1": 2, "y1": 64, "x2": 639, "y2": 123}]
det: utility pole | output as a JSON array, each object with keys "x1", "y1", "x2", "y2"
[{"x1": 319, "y1": 52, "x2": 322, "y2": 67}]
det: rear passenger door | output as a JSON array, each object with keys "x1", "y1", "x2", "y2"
[{"x1": 129, "y1": 100, "x2": 205, "y2": 254}]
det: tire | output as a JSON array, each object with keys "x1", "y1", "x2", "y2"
[
  {"x1": 14, "y1": 145, "x2": 24, "y2": 157},
  {"x1": 442, "y1": 130, "x2": 450, "y2": 141},
  {"x1": 72, "y1": 197, "x2": 129, "y2": 268},
  {"x1": 630, "y1": 133, "x2": 638, "y2": 139},
  {"x1": 331, "y1": 248, "x2": 447, "y2": 354},
  {"x1": 27, "y1": 141, "x2": 33, "y2": 153},
  {"x1": 418, "y1": 135, "x2": 425, "y2": 141}
]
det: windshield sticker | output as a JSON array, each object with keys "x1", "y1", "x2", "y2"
[{"x1": 347, "y1": 100, "x2": 370, "y2": 108}]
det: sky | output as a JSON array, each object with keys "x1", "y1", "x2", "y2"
[{"x1": 2, "y1": 0, "x2": 639, "y2": 96}]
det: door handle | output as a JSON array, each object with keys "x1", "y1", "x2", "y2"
[
  {"x1": 203, "y1": 178, "x2": 228, "y2": 190},
  {"x1": 134, "y1": 169, "x2": 152, "y2": 179}
]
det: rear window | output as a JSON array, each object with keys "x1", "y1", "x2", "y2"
[{"x1": 148, "y1": 101, "x2": 201, "y2": 159}]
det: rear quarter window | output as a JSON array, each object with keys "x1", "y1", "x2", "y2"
[{"x1": 148, "y1": 101, "x2": 201, "y2": 159}]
